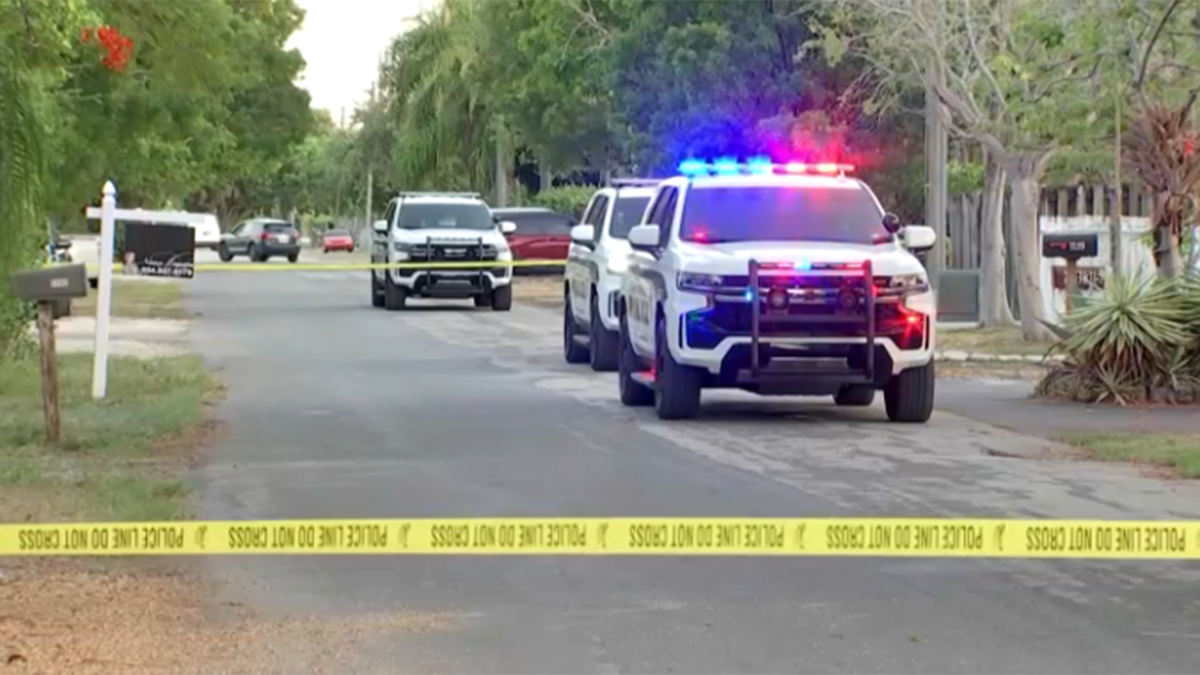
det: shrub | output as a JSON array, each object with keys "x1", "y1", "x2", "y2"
[
  {"x1": 1035, "y1": 275, "x2": 1200, "y2": 405},
  {"x1": 530, "y1": 186, "x2": 595, "y2": 220}
]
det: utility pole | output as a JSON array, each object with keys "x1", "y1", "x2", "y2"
[{"x1": 925, "y1": 83, "x2": 949, "y2": 289}]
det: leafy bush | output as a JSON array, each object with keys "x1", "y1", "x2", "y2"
[
  {"x1": 530, "y1": 186, "x2": 595, "y2": 220},
  {"x1": 1036, "y1": 275, "x2": 1200, "y2": 405}
]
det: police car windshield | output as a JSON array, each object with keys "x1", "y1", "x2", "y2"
[
  {"x1": 679, "y1": 186, "x2": 890, "y2": 245},
  {"x1": 398, "y1": 202, "x2": 494, "y2": 231},
  {"x1": 609, "y1": 196, "x2": 650, "y2": 239}
]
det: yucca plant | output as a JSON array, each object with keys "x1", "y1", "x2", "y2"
[{"x1": 1036, "y1": 275, "x2": 1195, "y2": 404}]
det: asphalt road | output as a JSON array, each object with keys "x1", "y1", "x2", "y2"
[{"x1": 186, "y1": 251, "x2": 1200, "y2": 674}]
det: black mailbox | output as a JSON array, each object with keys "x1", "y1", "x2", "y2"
[
  {"x1": 1042, "y1": 233, "x2": 1098, "y2": 259},
  {"x1": 10, "y1": 264, "x2": 89, "y2": 301}
]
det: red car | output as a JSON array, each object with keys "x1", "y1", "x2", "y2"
[
  {"x1": 491, "y1": 207, "x2": 575, "y2": 274},
  {"x1": 322, "y1": 228, "x2": 355, "y2": 253}
]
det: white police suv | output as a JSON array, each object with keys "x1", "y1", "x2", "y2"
[
  {"x1": 370, "y1": 192, "x2": 516, "y2": 311},
  {"x1": 563, "y1": 179, "x2": 661, "y2": 371},
  {"x1": 616, "y1": 159, "x2": 938, "y2": 422}
]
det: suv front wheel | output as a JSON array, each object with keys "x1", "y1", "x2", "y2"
[{"x1": 653, "y1": 314, "x2": 701, "y2": 419}]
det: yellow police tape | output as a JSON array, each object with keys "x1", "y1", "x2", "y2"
[{"x1": 3, "y1": 518, "x2": 1198, "y2": 558}]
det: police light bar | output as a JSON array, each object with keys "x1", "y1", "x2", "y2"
[{"x1": 678, "y1": 157, "x2": 855, "y2": 177}]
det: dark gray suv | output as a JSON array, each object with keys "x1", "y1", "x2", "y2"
[{"x1": 218, "y1": 219, "x2": 301, "y2": 263}]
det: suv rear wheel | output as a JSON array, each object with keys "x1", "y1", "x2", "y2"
[
  {"x1": 884, "y1": 361, "x2": 935, "y2": 423},
  {"x1": 563, "y1": 295, "x2": 589, "y2": 364},
  {"x1": 653, "y1": 314, "x2": 701, "y2": 419},
  {"x1": 618, "y1": 311, "x2": 653, "y2": 406}
]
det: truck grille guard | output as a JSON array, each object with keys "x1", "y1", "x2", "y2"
[{"x1": 745, "y1": 258, "x2": 876, "y2": 383}]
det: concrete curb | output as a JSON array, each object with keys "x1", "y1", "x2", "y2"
[{"x1": 935, "y1": 349, "x2": 1063, "y2": 364}]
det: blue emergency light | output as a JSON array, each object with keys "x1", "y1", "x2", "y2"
[{"x1": 678, "y1": 158, "x2": 855, "y2": 177}]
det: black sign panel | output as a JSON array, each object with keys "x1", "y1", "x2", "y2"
[
  {"x1": 123, "y1": 222, "x2": 195, "y2": 279},
  {"x1": 1042, "y1": 233, "x2": 1098, "y2": 259}
]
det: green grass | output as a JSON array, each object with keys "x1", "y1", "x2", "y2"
[
  {"x1": 938, "y1": 326, "x2": 1057, "y2": 356},
  {"x1": 73, "y1": 278, "x2": 186, "y2": 319},
  {"x1": 1061, "y1": 432, "x2": 1200, "y2": 478},
  {"x1": 0, "y1": 353, "x2": 220, "y2": 521}
]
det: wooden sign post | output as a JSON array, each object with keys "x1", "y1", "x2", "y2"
[
  {"x1": 10, "y1": 263, "x2": 88, "y2": 445},
  {"x1": 34, "y1": 301, "x2": 61, "y2": 443}
]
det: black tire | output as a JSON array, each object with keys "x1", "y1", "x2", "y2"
[
  {"x1": 884, "y1": 361, "x2": 935, "y2": 423},
  {"x1": 88, "y1": 278, "x2": 98, "y2": 289},
  {"x1": 248, "y1": 244, "x2": 262, "y2": 262},
  {"x1": 588, "y1": 293, "x2": 619, "y2": 372},
  {"x1": 384, "y1": 273, "x2": 407, "y2": 311},
  {"x1": 370, "y1": 273, "x2": 385, "y2": 308},
  {"x1": 563, "y1": 295, "x2": 589, "y2": 364},
  {"x1": 653, "y1": 314, "x2": 702, "y2": 419},
  {"x1": 323, "y1": 248, "x2": 329, "y2": 254},
  {"x1": 834, "y1": 385, "x2": 876, "y2": 407},
  {"x1": 491, "y1": 284, "x2": 513, "y2": 311},
  {"x1": 474, "y1": 294, "x2": 491, "y2": 308},
  {"x1": 218, "y1": 244, "x2": 233, "y2": 262},
  {"x1": 618, "y1": 311, "x2": 653, "y2": 406},
  {"x1": 287, "y1": 253, "x2": 299, "y2": 263}
]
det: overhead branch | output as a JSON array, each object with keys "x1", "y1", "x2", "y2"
[{"x1": 1134, "y1": 0, "x2": 1184, "y2": 95}]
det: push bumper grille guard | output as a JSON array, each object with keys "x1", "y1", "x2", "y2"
[
  {"x1": 413, "y1": 236, "x2": 496, "y2": 287},
  {"x1": 746, "y1": 258, "x2": 875, "y2": 382}
]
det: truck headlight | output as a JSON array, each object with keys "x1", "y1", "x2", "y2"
[
  {"x1": 678, "y1": 272, "x2": 728, "y2": 292},
  {"x1": 393, "y1": 242, "x2": 411, "y2": 253}
]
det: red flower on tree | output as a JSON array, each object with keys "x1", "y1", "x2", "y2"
[{"x1": 80, "y1": 25, "x2": 134, "y2": 72}]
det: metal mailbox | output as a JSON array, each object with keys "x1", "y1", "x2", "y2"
[
  {"x1": 11, "y1": 264, "x2": 89, "y2": 301},
  {"x1": 1042, "y1": 233, "x2": 1098, "y2": 259}
]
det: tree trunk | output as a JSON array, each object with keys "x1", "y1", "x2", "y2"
[
  {"x1": 493, "y1": 130, "x2": 508, "y2": 208},
  {"x1": 1005, "y1": 154, "x2": 1052, "y2": 341},
  {"x1": 978, "y1": 154, "x2": 1015, "y2": 326},
  {"x1": 1159, "y1": 230, "x2": 1185, "y2": 278}
]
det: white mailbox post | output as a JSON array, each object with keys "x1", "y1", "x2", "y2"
[{"x1": 84, "y1": 181, "x2": 207, "y2": 399}]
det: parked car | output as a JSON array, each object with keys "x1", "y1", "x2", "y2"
[
  {"x1": 192, "y1": 214, "x2": 222, "y2": 249},
  {"x1": 490, "y1": 207, "x2": 575, "y2": 274},
  {"x1": 218, "y1": 218, "x2": 301, "y2": 263},
  {"x1": 322, "y1": 228, "x2": 355, "y2": 253}
]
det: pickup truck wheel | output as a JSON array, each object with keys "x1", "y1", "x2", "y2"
[
  {"x1": 490, "y1": 284, "x2": 513, "y2": 311},
  {"x1": 884, "y1": 361, "x2": 935, "y2": 423},
  {"x1": 588, "y1": 294, "x2": 619, "y2": 372},
  {"x1": 287, "y1": 253, "x2": 299, "y2": 263},
  {"x1": 618, "y1": 313, "x2": 653, "y2": 406},
  {"x1": 834, "y1": 385, "x2": 875, "y2": 407},
  {"x1": 563, "y1": 296, "x2": 589, "y2": 364},
  {"x1": 654, "y1": 315, "x2": 701, "y2": 419},
  {"x1": 383, "y1": 273, "x2": 407, "y2": 311},
  {"x1": 218, "y1": 244, "x2": 233, "y2": 262}
]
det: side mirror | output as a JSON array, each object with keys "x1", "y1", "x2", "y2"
[
  {"x1": 628, "y1": 224, "x2": 660, "y2": 251},
  {"x1": 901, "y1": 225, "x2": 937, "y2": 252},
  {"x1": 499, "y1": 220, "x2": 517, "y2": 235},
  {"x1": 882, "y1": 212, "x2": 903, "y2": 234},
  {"x1": 570, "y1": 224, "x2": 594, "y2": 246},
  {"x1": 372, "y1": 219, "x2": 388, "y2": 233}
]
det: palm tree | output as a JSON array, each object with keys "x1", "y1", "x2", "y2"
[
  {"x1": 0, "y1": 8, "x2": 50, "y2": 356},
  {"x1": 379, "y1": 0, "x2": 500, "y2": 195},
  {"x1": 1123, "y1": 100, "x2": 1200, "y2": 279}
]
